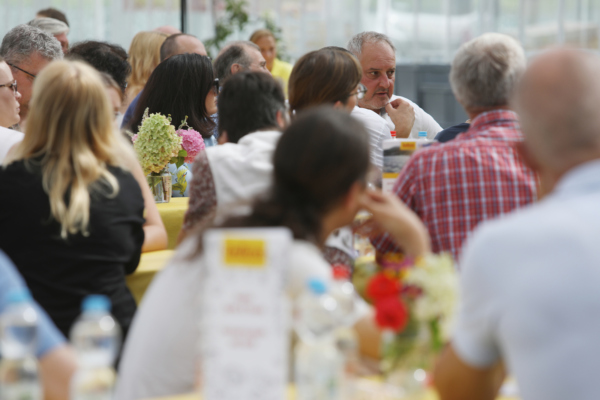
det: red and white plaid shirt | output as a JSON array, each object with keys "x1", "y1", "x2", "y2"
[{"x1": 372, "y1": 110, "x2": 538, "y2": 261}]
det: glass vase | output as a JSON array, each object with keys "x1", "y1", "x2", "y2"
[
  {"x1": 380, "y1": 322, "x2": 434, "y2": 400},
  {"x1": 147, "y1": 168, "x2": 172, "y2": 203}
]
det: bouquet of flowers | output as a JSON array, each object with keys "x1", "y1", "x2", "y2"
[
  {"x1": 364, "y1": 253, "x2": 458, "y2": 386},
  {"x1": 132, "y1": 109, "x2": 205, "y2": 175}
]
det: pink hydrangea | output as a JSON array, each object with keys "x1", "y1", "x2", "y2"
[
  {"x1": 131, "y1": 134, "x2": 138, "y2": 143},
  {"x1": 177, "y1": 128, "x2": 205, "y2": 163}
]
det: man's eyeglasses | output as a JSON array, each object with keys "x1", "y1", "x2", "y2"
[
  {"x1": 212, "y1": 78, "x2": 220, "y2": 94},
  {"x1": 6, "y1": 62, "x2": 36, "y2": 79},
  {"x1": 0, "y1": 80, "x2": 18, "y2": 95},
  {"x1": 349, "y1": 83, "x2": 367, "y2": 100}
]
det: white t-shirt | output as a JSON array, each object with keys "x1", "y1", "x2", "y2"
[
  {"x1": 454, "y1": 159, "x2": 600, "y2": 400},
  {"x1": 115, "y1": 238, "x2": 336, "y2": 400},
  {"x1": 350, "y1": 106, "x2": 391, "y2": 170},
  {"x1": 206, "y1": 130, "x2": 281, "y2": 220},
  {"x1": 381, "y1": 95, "x2": 442, "y2": 140},
  {"x1": 0, "y1": 126, "x2": 23, "y2": 164}
]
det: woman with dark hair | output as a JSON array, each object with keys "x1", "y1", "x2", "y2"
[
  {"x1": 288, "y1": 46, "x2": 370, "y2": 273},
  {"x1": 115, "y1": 107, "x2": 431, "y2": 400},
  {"x1": 288, "y1": 46, "x2": 365, "y2": 115},
  {"x1": 128, "y1": 53, "x2": 216, "y2": 137},
  {"x1": 127, "y1": 53, "x2": 218, "y2": 196}
]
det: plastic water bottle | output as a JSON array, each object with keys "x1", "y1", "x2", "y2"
[
  {"x1": 70, "y1": 295, "x2": 121, "y2": 400},
  {"x1": 329, "y1": 268, "x2": 360, "y2": 398},
  {"x1": 294, "y1": 278, "x2": 343, "y2": 400},
  {"x1": 0, "y1": 288, "x2": 41, "y2": 400}
]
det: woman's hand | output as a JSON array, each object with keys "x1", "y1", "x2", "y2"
[{"x1": 358, "y1": 190, "x2": 431, "y2": 258}]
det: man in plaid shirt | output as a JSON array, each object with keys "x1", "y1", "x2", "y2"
[{"x1": 372, "y1": 33, "x2": 538, "y2": 261}]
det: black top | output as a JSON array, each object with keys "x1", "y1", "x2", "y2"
[
  {"x1": 0, "y1": 160, "x2": 145, "y2": 339},
  {"x1": 434, "y1": 122, "x2": 471, "y2": 143}
]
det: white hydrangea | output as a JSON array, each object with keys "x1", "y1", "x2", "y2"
[{"x1": 404, "y1": 253, "x2": 459, "y2": 340}]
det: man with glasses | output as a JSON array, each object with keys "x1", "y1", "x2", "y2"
[{"x1": 0, "y1": 25, "x2": 63, "y2": 129}]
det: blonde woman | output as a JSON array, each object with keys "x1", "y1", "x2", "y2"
[
  {"x1": 123, "y1": 31, "x2": 168, "y2": 112},
  {"x1": 0, "y1": 60, "x2": 145, "y2": 339},
  {"x1": 250, "y1": 29, "x2": 293, "y2": 97}
]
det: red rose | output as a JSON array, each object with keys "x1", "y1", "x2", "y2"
[
  {"x1": 366, "y1": 273, "x2": 400, "y2": 301},
  {"x1": 374, "y1": 297, "x2": 409, "y2": 332}
]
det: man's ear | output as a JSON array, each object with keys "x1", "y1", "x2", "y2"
[
  {"x1": 218, "y1": 131, "x2": 229, "y2": 145},
  {"x1": 332, "y1": 100, "x2": 345, "y2": 110},
  {"x1": 230, "y1": 63, "x2": 242, "y2": 75},
  {"x1": 275, "y1": 109, "x2": 290, "y2": 129}
]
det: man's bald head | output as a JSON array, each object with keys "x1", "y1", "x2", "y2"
[
  {"x1": 514, "y1": 48, "x2": 600, "y2": 174},
  {"x1": 159, "y1": 34, "x2": 206, "y2": 61},
  {"x1": 154, "y1": 25, "x2": 181, "y2": 35}
]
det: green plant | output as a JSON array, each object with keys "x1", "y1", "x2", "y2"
[{"x1": 205, "y1": 0, "x2": 250, "y2": 57}]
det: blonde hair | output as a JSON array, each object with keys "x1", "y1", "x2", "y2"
[
  {"x1": 249, "y1": 29, "x2": 274, "y2": 44},
  {"x1": 127, "y1": 31, "x2": 167, "y2": 98},
  {"x1": 7, "y1": 60, "x2": 134, "y2": 238}
]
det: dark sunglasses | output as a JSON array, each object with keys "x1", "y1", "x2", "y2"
[
  {"x1": 7, "y1": 62, "x2": 36, "y2": 79},
  {"x1": 213, "y1": 78, "x2": 220, "y2": 94}
]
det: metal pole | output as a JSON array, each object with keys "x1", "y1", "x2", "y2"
[
  {"x1": 181, "y1": 0, "x2": 187, "y2": 33},
  {"x1": 558, "y1": 0, "x2": 565, "y2": 44}
]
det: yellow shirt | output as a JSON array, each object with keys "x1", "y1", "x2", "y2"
[{"x1": 271, "y1": 58, "x2": 293, "y2": 97}]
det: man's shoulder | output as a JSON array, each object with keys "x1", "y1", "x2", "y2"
[
  {"x1": 351, "y1": 106, "x2": 388, "y2": 130},
  {"x1": 205, "y1": 130, "x2": 281, "y2": 166},
  {"x1": 462, "y1": 198, "x2": 563, "y2": 264}
]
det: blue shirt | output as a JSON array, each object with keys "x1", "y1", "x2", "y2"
[
  {"x1": 434, "y1": 122, "x2": 470, "y2": 143},
  {"x1": 0, "y1": 250, "x2": 65, "y2": 358}
]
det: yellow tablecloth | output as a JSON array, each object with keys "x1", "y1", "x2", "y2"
[
  {"x1": 127, "y1": 250, "x2": 174, "y2": 303},
  {"x1": 157, "y1": 197, "x2": 189, "y2": 249},
  {"x1": 144, "y1": 385, "x2": 517, "y2": 400}
]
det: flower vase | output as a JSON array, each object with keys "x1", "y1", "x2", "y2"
[
  {"x1": 380, "y1": 321, "x2": 434, "y2": 400},
  {"x1": 147, "y1": 168, "x2": 172, "y2": 203}
]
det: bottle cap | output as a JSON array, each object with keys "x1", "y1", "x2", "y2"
[
  {"x1": 390, "y1": 130, "x2": 396, "y2": 138},
  {"x1": 307, "y1": 278, "x2": 327, "y2": 295},
  {"x1": 82, "y1": 295, "x2": 111, "y2": 312},
  {"x1": 332, "y1": 265, "x2": 351, "y2": 280},
  {"x1": 6, "y1": 288, "x2": 32, "y2": 304},
  {"x1": 418, "y1": 131, "x2": 427, "y2": 138}
]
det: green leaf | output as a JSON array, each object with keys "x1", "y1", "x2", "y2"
[
  {"x1": 170, "y1": 157, "x2": 178, "y2": 164},
  {"x1": 178, "y1": 149, "x2": 187, "y2": 157}
]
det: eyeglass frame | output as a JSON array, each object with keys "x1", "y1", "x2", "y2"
[
  {"x1": 348, "y1": 83, "x2": 367, "y2": 100},
  {"x1": 6, "y1": 62, "x2": 36, "y2": 79},
  {"x1": 0, "y1": 79, "x2": 18, "y2": 95}
]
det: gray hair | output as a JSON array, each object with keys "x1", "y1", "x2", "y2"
[
  {"x1": 213, "y1": 41, "x2": 260, "y2": 81},
  {"x1": 28, "y1": 17, "x2": 69, "y2": 35},
  {"x1": 0, "y1": 24, "x2": 63, "y2": 65},
  {"x1": 347, "y1": 31, "x2": 395, "y2": 59},
  {"x1": 450, "y1": 33, "x2": 525, "y2": 109}
]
